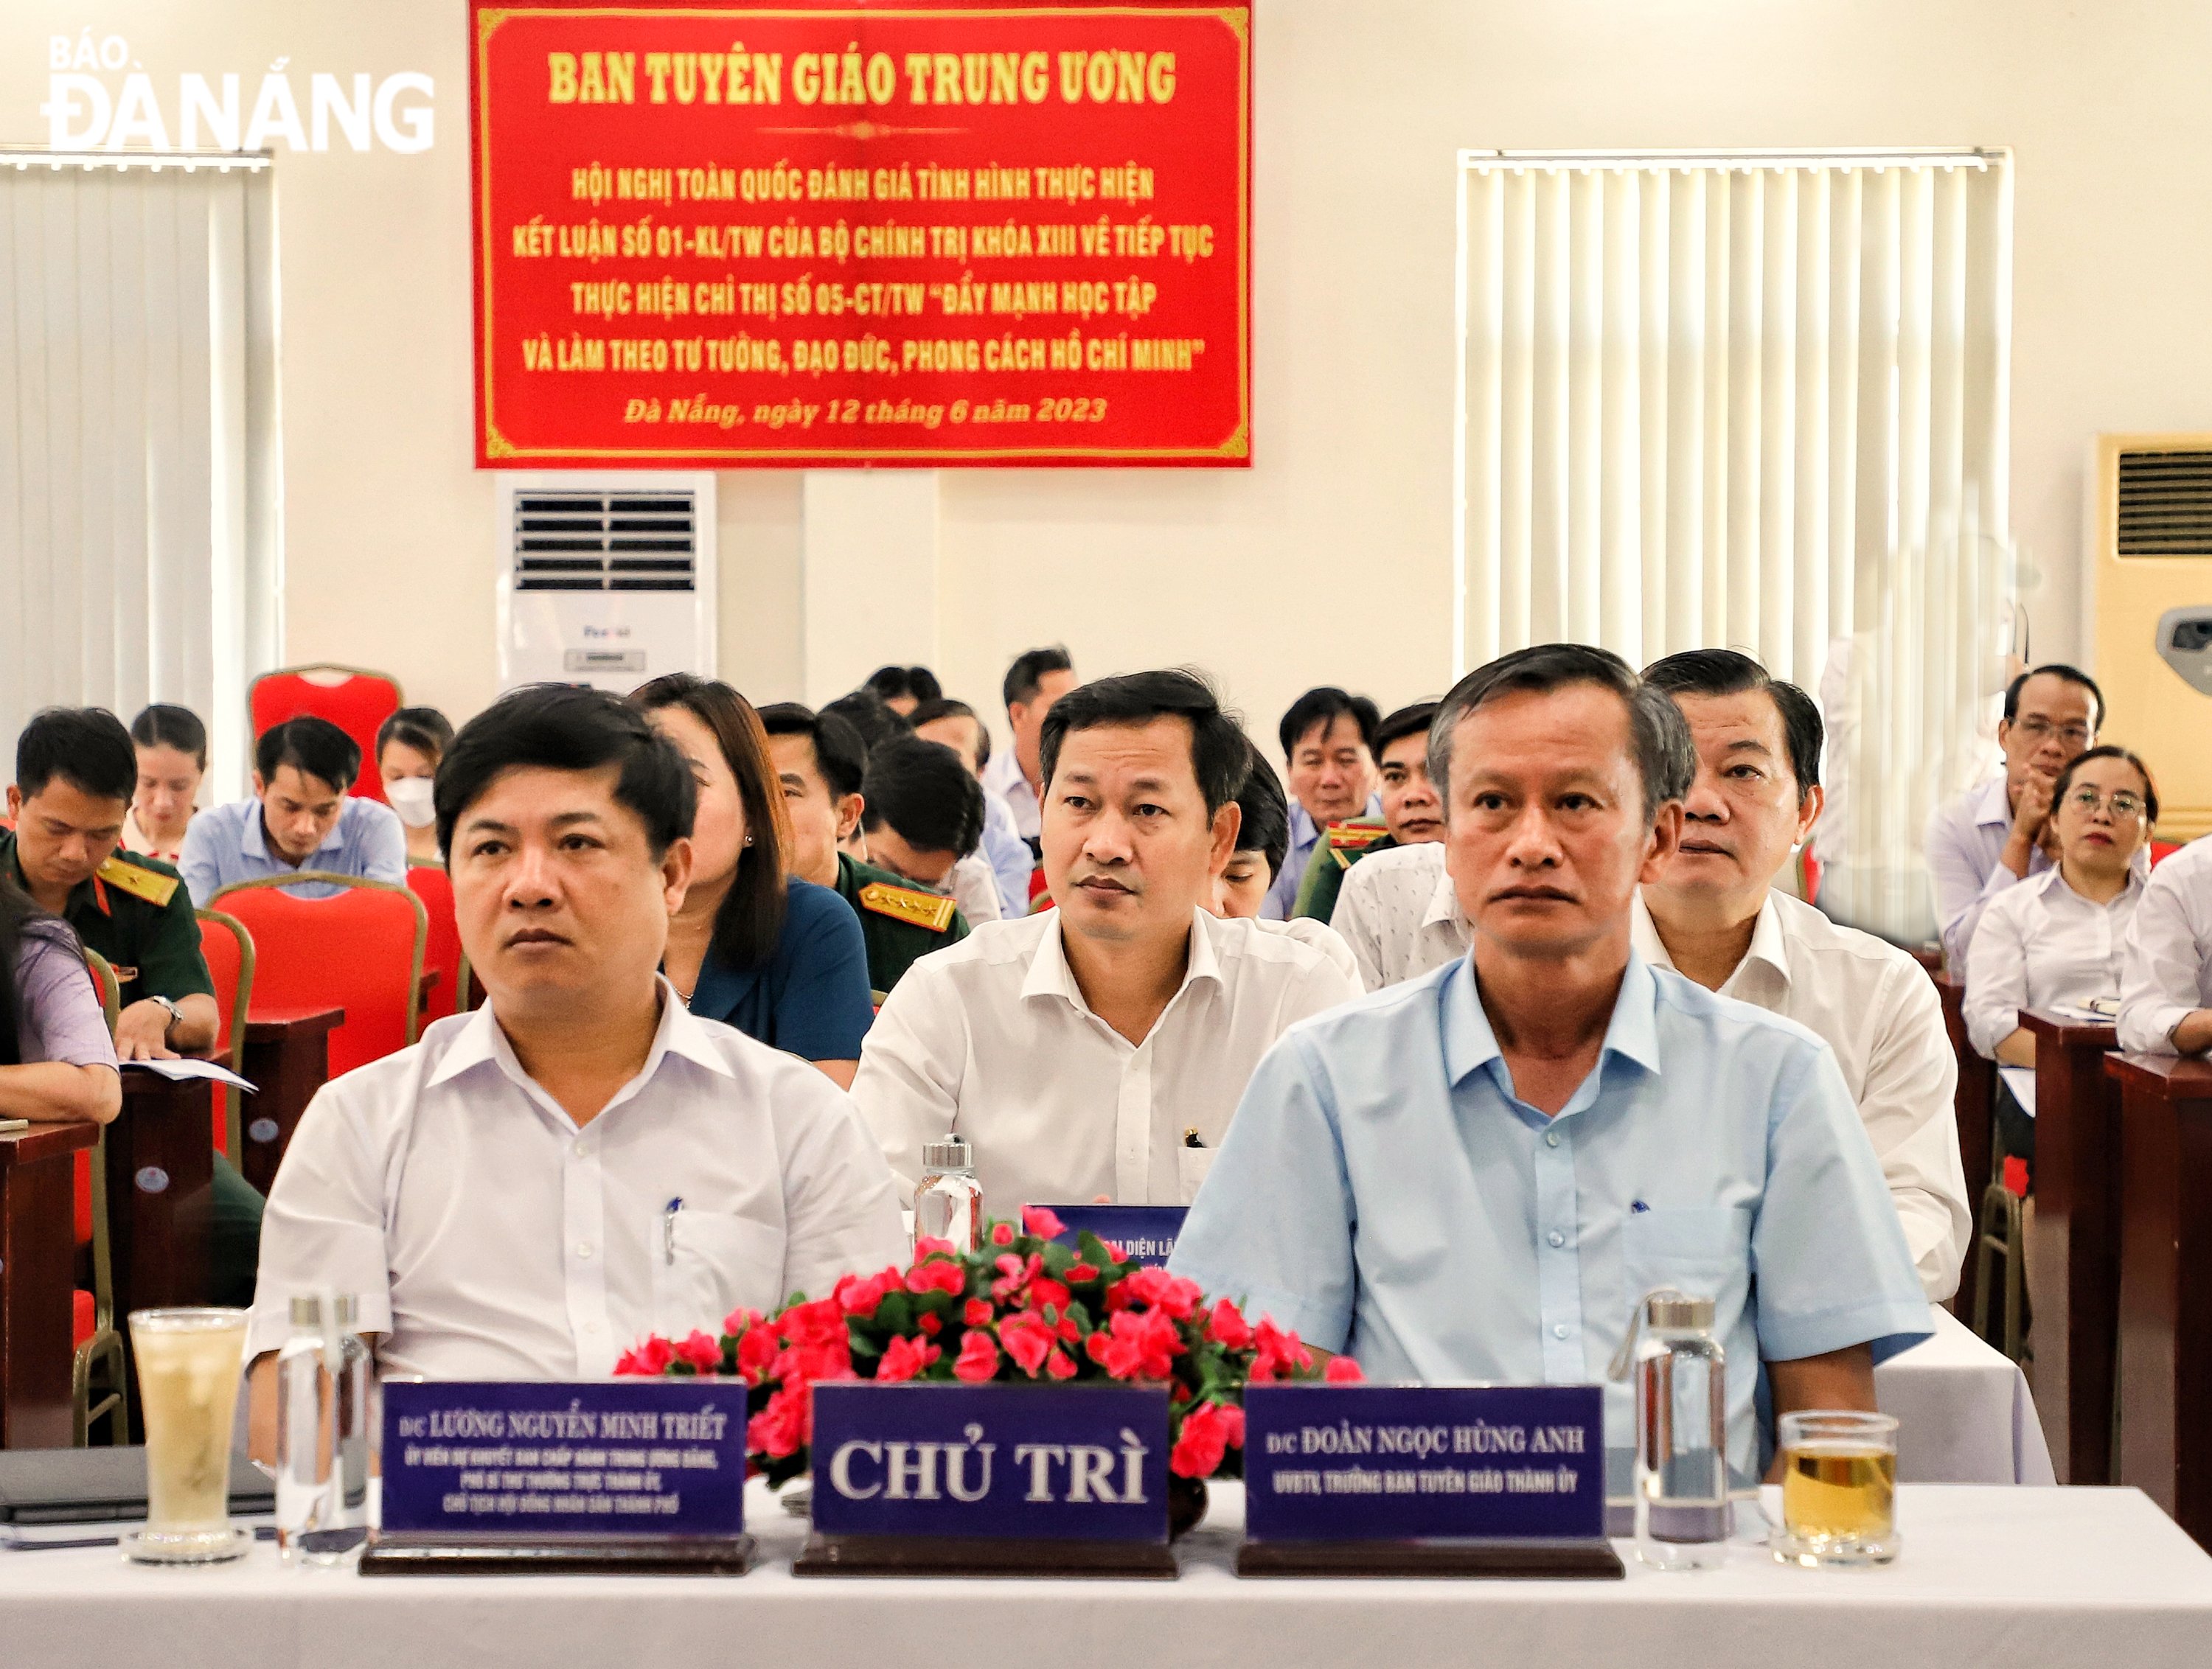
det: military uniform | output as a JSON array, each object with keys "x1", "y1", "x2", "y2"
[
  {"x1": 833, "y1": 851, "x2": 970, "y2": 995},
  {"x1": 1290, "y1": 820, "x2": 1395, "y2": 925},
  {"x1": 0, "y1": 832, "x2": 264, "y2": 1309}
]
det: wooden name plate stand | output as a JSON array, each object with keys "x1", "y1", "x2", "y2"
[
  {"x1": 793, "y1": 1532, "x2": 1176, "y2": 1579},
  {"x1": 361, "y1": 1533, "x2": 754, "y2": 1576},
  {"x1": 1235, "y1": 1539, "x2": 1624, "y2": 1579},
  {"x1": 2107, "y1": 1050, "x2": 2212, "y2": 1550},
  {"x1": 0, "y1": 1123, "x2": 100, "y2": 1450},
  {"x1": 2023, "y1": 1011, "x2": 2122, "y2": 1484},
  {"x1": 237, "y1": 1006, "x2": 343, "y2": 1195}
]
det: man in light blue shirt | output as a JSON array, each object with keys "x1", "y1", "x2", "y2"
[
  {"x1": 181, "y1": 716, "x2": 407, "y2": 903},
  {"x1": 1262, "y1": 687, "x2": 1381, "y2": 920},
  {"x1": 1172, "y1": 644, "x2": 1930, "y2": 1484}
]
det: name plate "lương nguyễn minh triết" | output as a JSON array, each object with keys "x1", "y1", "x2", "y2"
[
  {"x1": 1034, "y1": 1204, "x2": 1187, "y2": 1268},
  {"x1": 796, "y1": 1382, "x2": 1174, "y2": 1578},
  {"x1": 361, "y1": 1380, "x2": 753, "y2": 1576},
  {"x1": 1238, "y1": 1383, "x2": 1622, "y2": 1578}
]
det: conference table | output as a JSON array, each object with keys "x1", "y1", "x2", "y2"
[{"x1": 1, "y1": 1479, "x2": 2205, "y2": 1669}]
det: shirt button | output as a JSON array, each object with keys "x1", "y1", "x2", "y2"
[
  {"x1": 1545, "y1": 1131, "x2": 1560, "y2": 1148},
  {"x1": 1553, "y1": 1323, "x2": 1571, "y2": 1339},
  {"x1": 575, "y1": 1243, "x2": 594, "y2": 1259},
  {"x1": 573, "y1": 1140, "x2": 589, "y2": 1157},
  {"x1": 1548, "y1": 1230, "x2": 1566, "y2": 1249}
]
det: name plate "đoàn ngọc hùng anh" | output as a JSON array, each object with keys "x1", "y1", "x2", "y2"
[
  {"x1": 796, "y1": 1381, "x2": 1175, "y2": 1578},
  {"x1": 361, "y1": 1380, "x2": 754, "y2": 1575},
  {"x1": 1237, "y1": 1383, "x2": 1623, "y2": 1579}
]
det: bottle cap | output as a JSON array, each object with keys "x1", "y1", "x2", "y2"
[
  {"x1": 921, "y1": 1135, "x2": 972, "y2": 1171},
  {"x1": 1649, "y1": 1293, "x2": 1716, "y2": 1330},
  {"x1": 289, "y1": 1295, "x2": 322, "y2": 1326}
]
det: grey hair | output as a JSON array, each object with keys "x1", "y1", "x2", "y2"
[{"x1": 1426, "y1": 644, "x2": 1696, "y2": 822}]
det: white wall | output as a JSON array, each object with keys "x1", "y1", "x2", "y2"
[{"x1": 8, "y1": 1, "x2": 2211, "y2": 759}]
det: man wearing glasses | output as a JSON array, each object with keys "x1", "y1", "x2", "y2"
[{"x1": 1924, "y1": 665, "x2": 2115, "y2": 971}]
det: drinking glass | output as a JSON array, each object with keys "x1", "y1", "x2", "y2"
[
  {"x1": 125, "y1": 1308, "x2": 252, "y2": 1564},
  {"x1": 1772, "y1": 1409, "x2": 1899, "y2": 1568}
]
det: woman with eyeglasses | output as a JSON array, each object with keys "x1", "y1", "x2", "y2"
[{"x1": 1964, "y1": 745, "x2": 2157, "y2": 1188}]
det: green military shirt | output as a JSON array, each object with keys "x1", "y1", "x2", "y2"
[
  {"x1": 1290, "y1": 822, "x2": 1396, "y2": 926},
  {"x1": 0, "y1": 831, "x2": 214, "y2": 1009},
  {"x1": 833, "y1": 851, "x2": 970, "y2": 996}
]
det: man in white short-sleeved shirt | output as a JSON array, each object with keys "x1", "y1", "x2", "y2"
[
  {"x1": 1637, "y1": 650, "x2": 1968, "y2": 1301},
  {"x1": 246, "y1": 686, "x2": 903, "y2": 1439},
  {"x1": 2118, "y1": 834, "x2": 2212, "y2": 1056},
  {"x1": 852, "y1": 671, "x2": 1361, "y2": 1210},
  {"x1": 1332, "y1": 837, "x2": 1466, "y2": 992}
]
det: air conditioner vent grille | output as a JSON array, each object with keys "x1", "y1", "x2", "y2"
[
  {"x1": 2118, "y1": 450, "x2": 2212, "y2": 557},
  {"x1": 512, "y1": 489, "x2": 698, "y2": 591}
]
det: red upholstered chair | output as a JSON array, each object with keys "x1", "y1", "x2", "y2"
[
  {"x1": 74, "y1": 951, "x2": 128, "y2": 1444},
  {"x1": 196, "y1": 909, "x2": 257, "y2": 1157},
  {"x1": 248, "y1": 664, "x2": 404, "y2": 804},
  {"x1": 406, "y1": 861, "x2": 462, "y2": 1025},
  {"x1": 208, "y1": 874, "x2": 427, "y2": 1078}
]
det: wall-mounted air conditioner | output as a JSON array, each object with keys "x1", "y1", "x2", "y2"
[{"x1": 495, "y1": 472, "x2": 717, "y2": 694}]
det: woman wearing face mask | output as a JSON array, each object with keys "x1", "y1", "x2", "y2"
[
  {"x1": 377, "y1": 707, "x2": 455, "y2": 865},
  {"x1": 124, "y1": 705, "x2": 208, "y2": 863},
  {"x1": 1964, "y1": 745, "x2": 2157, "y2": 1186},
  {"x1": 630, "y1": 674, "x2": 874, "y2": 1090}
]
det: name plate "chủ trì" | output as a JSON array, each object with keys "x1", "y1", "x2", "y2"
[
  {"x1": 1034, "y1": 1204, "x2": 1187, "y2": 1268},
  {"x1": 796, "y1": 1382, "x2": 1174, "y2": 1578},
  {"x1": 1237, "y1": 1384, "x2": 1623, "y2": 1579},
  {"x1": 361, "y1": 1381, "x2": 753, "y2": 1576}
]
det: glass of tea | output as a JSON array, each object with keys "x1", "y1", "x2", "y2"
[
  {"x1": 125, "y1": 1308, "x2": 254, "y2": 1564},
  {"x1": 1773, "y1": 1409, "x2": 1899, "y2": 1568}
]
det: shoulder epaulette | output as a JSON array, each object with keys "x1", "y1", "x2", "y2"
[
  {"x1": 858, "y1": 881, "x2": 959, "y2": 933},
  {"x1": 1326, "y1": 822, "x2": 1389, "y2": 868},
  {"x1": 96, "y1": 854, "x2": 178, "y2": 907}
]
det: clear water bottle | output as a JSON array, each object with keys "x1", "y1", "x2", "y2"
[
  {"x1": 274, "y1": 1297, "x2": 333, "y2": 1564},
  {"x1": 1619, "y1": 1288, "x2": 1730, "y2": 1570},
  {"x1": 316, "y1": 1295, "x2": 373, "y2": 1562},
  {"x1": 914, "y1": 1135, "x2": 983, "y2": 1253}
]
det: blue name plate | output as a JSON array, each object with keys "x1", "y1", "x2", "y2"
[
  {"x1": 1035, "y1": 1204, "x2": 1186, "y2": 1268},
  {"x1": 1243, "y1": 1384, "x2": 1604, "y2": 1542},
  {"x1": 811, "y1": 1382, "x2": 1169, "y2": 1542},
  {"x1": 381, "y1": 1381, "x2": 746, "y2": 1539}
]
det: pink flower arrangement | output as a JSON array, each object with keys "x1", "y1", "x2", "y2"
[{"x1": 614, "y1": 1205, "x2": 1358, "y2": 1485}]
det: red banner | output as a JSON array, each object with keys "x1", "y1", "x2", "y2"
[{"x1": 470, "y1": 2, "x2": 1251, "y2": 467}]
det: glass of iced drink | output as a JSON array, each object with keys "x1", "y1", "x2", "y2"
[
  {"x1": 125, "y1": 1308, "x2": 252, "y2": 1564},
  {"x1": 1772, "y1": 1409, "x2": 1900, "y2": 1568}
]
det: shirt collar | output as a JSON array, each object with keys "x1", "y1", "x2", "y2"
[
  {"x1": 1630, "y1": 889, "x2": 1790, "y2": 990},
  {"x1": 1439, "y1": 949, "x2": 1664, "y2": 1089},
  {"x1": 1973, "y1": 774, "x2": 2013, "y2": 830},
  {"x1": 427, "y1": 976, "x2": 732, "y2": 1102},
  {"x1": 1424, "y1": 860, "x2": 1466, "y2": 930},
  {"x1": 1020, "y1": 907, "x2": 1224, "y2": 1013},
  {"x1": 1, "y1": 832, "x2": 102, "y2": 921}
]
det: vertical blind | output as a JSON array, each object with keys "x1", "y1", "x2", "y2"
[
  {"x1": 0, "y1": 154, "x2": 281, "y2": 800},
  {"x1": 1455, "y1": 150, "x2": 2014, "y2": 942}
]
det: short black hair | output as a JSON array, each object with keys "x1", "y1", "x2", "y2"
[
  {"x1": 1430, "y1": 644, "x2": 1694, "y2": 820},
  {"x1": 908, "y1": 697, "x2": 992, "y2": 770},
  {"x1": 255, "y1": 716, "x2": 361, "y2": 795},
  {"x1": 866, "y1": 665, "x2": 943, "y2": 706},
  {"x1": 1231, "y1": 739, "x2": 1290, "y2": 879},
  {"x1": 2053, "y1": 745, "x2": 2160, "y2": 826},
  {"x1": 377, "y1": 705, "x2": 454, "y2": 765},
  {"x1": 1003, "y1": 645, "x2": 1074, "y2": 711},
  {"x1": 861, "y1": 738, "x2": 985, "y2": 857},
  {"x1": 435, "y1": 683, "x2": 695, "y2": 860},
  {"x1": 1040, "y1": 669, "x2": 1251, "y2": 818},
  {"x1": 1373, "y1": 701, "x2": 1439, "y2": 759},
  {"x1": 16, "y1": 708, "x2": 136, "y2": 805},
  {"x1": 2005, "y1": 663, "x2": 2104, "y2": 731},
  {"x1": 1278, "y1": 687, "x2": 1380, "y2": 762},
  {"x1": 1642, "y1": 649, "x2": 1823, "y2": 800},
  {"x1": 759, "y1": 703, "x2": 869, "y2": 801},
  {"x1": 824, "y1": 689, "x2": 914, "y2": 755},
  {"x1": 130, "y1": 704, "x2": 207, "y2": 770}
]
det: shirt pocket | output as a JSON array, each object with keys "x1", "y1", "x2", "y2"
[
  {"x1": 1621, "y1": 1207, "x2": 1751, "y2": 1306},
  {"x1": 1175, "y1": 1143, "x2": 1217, "y2": 1205},
  {"x1": 650, "y1": 1210, "x2": 785, "y2": 1339}
]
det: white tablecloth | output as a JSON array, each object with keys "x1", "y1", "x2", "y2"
[
  {"x1": 1877, "y1": 1305, "x2": 2057, "y2": 1485},
  {"x1": 1, "y1": 1480, "x2": 2205, "y2": 1669}
]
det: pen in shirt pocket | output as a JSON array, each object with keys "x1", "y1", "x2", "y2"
[{"x1": 662, "y1": 1196, "x2": 684, "y2": 1264}]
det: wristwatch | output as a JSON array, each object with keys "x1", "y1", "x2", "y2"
[{"x1": 147, "y1": 994, "x2": 181, "y2": 1036}]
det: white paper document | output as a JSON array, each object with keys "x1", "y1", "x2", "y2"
[{"x1": 120, "y1": 1058, "x2": 256, "y2": 1093}]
